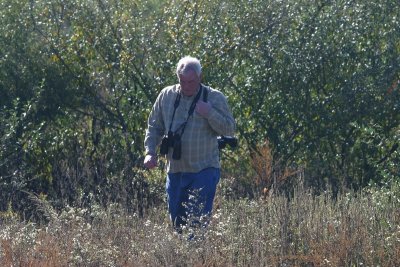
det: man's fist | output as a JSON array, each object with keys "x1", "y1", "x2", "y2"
[
  {"x1": 144, "y1": 154, "x2": 157, "y2": 169},
  {"x1": 195, "y1": 100, "x2": 211, "y2": 117}
]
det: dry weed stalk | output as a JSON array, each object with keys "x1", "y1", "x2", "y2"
[{"x1": 251, "y1": 140, "x2": 302, "y2": 197}]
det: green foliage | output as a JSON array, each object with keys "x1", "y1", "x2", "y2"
[{"x1": 0, "y1": 0, "x2": 399, "y2": 216}]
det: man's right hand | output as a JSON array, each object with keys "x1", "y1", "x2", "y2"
[{"x1": 144, "y1": 154, "x2": 157, "y2": 169}]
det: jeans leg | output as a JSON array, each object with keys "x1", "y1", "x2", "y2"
[
  {"x1": 166, "y1": 173, "x2": 182, "y2": 229},
  {"x1": 187, "y1": 168, "x2": 220, "y2": 223},
  {"x1": 166, "y1": 173, "x2": 190, "y2": 230}
]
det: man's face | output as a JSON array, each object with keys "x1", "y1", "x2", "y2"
[{"x1": 178, "y1": 70, "x2": 201, "y2": 96}]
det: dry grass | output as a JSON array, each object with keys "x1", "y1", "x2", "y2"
[{"x1": 1, "y1": 184, "x2": 400, "y2": 267}]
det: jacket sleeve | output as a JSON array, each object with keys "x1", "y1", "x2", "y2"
[
  {"x1": 144, "y1": 92, "x2": 165, "y2": 155},
  {"x1": 205, "y1": 90, "x2": 235, "y2": 136}
]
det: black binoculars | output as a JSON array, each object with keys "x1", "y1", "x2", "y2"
[{"x1": 160, "y1": 131, "x2": 182, "y2": 160}]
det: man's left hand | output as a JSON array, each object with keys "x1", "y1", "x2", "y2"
[{"x1": 195, "y1": 100, "x2": 211, "y2": 117}]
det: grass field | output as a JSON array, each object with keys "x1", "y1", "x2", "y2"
[{"x1": 1, "y1": 183, "x2": 399, "y2": 266}]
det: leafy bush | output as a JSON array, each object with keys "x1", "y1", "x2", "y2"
[{"x1": 0, "y1": 0, "x2": 399, "y2": 216}]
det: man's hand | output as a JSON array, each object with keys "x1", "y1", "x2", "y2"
[
  {"x1": 144, "y1": 154, "x2": 157, "y2": 169},
  {"x1": 195, "y1": 100, "x2": 211, "y2": 117}
]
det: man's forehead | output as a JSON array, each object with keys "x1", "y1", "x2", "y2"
[{"x1": 179, "y1": 71, "x2": 198, "y2": 80}]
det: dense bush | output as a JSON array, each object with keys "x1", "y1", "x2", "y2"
[{"x1": 0, "y1": 0, "x2": 399, "y2": 217}]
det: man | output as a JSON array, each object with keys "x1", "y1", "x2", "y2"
[{"x1": 144, "y1": 56, "x2": 235, "y2": 231}]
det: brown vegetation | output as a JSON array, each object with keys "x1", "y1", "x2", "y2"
[{"x1": 1, "y1": 184, "x2": 399, "y2": 266}]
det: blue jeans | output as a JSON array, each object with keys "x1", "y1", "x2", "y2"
[{"x1": 166, "y1": 167, "x2": 220, "y2": 231}]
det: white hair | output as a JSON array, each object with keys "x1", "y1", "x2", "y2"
[{"x1": 176, "y1": 56, "x2": 202, "y2": 77}]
